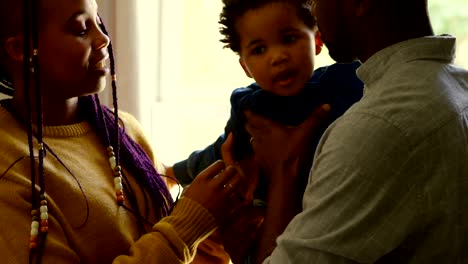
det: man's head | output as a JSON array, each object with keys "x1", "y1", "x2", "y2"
[
  {"x1": 312, "y1": 0, "x2": 433, "y2": 62},
  {"x1": 219, "y1": 0, "x2": 320, "y2": 96}
]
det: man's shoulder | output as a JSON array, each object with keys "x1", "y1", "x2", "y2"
[{"x1": 311, "y1": 61, "x2": 361, "y2": 81}]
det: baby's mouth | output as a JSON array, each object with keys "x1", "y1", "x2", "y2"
[{"x1": 273, "y1": 70, "x2": 296, "y2": 86}]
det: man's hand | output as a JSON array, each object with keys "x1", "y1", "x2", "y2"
[
  {"x1": 245, "y1": 104, "x2": 331, "y2": 264},
  {"x1": 245, "y1": 104, "x2": 331, "y2": 182},
  {"x1": 219, "y1": 204, "x2": 266, "y2": 264}
]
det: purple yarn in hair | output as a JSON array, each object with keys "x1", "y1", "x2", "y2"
[
  {"x1": 82, "y1": 17, "x2": 173, "y2": 221},
  {"x1": 80, "y1": 95, "x2": 174, "y2": 219}
]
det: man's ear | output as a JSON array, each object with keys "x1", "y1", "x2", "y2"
[
  {"x1": 239, "y1": 58, "x2": 253, "y2": 78},
  {"x1": 355, "y1": 0, "x2": 374, "y2": 17},
  {"x1": 315, "y1": 31, "x2": 323, "y2": 55},
  {"x1": 5, "y1": 36, "x2": 24, "y2": 62}
]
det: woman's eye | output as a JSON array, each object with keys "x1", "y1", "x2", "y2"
[{"x1": 76, "y1": 28, "x2": 89, "y2": 36}]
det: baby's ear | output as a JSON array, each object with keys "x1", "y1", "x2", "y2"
[
  {"x1": 5, "y1": 36, "x2": 25, "y2": 62},
  {"x1": 315, "y1": 31, "x2": 323, "y2": 56}
]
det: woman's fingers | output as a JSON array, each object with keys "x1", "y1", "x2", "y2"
[
  {"x1": 219, "y1": 167, "x2": 244, "y2": 194},
  {"x1": 216, "y1": 165, "x2": 237, "y2": 186},
  {"x1": 196, "y1": 160, "x2": 226, "y2": 181},
  {"x1": 221, "y1": 133, "x2": 236, "y2": 165},
  {"x1": 182, "y1": 161, "x2": 250, "y2": 224}
]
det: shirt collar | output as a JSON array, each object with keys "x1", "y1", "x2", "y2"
[{"x1": 357, "y1": 34, "x2": 456, "y2": 88}]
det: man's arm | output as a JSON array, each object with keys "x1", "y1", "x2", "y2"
[
  {"x1": 244, "y1": 105, "x2": 331, "y2": 264},
  {"x1": 263, "y1": 112, "x2": 425, "y2": 263}
]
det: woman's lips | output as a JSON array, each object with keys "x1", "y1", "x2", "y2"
[
  {"x1": 90, "y1": 58, "x2": 110, "y2": 76},
  {"x1": 93, "y1": 60, "x2": 107, "y2": 70}
]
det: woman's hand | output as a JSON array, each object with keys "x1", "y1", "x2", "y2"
[{"x1": 182, "y1": 160, "x2": 249, "y2": 225}]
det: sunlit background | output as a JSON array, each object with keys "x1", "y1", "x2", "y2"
[
  {"x1": 1, "y1": 0, "x2": 467, "y2": 169},
  {"x1": 145, "y1": 0, "x2": 468, "y2": 166}
]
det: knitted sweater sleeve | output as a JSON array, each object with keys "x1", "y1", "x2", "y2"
[
  {"x1": 113, "y1": 197, "x2": 217, "y2": 264},
  {"x1": 0, "y1": 107, "x2": 217, "y2": 264}
]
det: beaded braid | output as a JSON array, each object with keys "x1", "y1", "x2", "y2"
[
  {"x1": 31, "y1": 0, "x2": 49, "y2": 242},
  {"x1": 95, "y1": 16, "x2": 125, "y2": 207},
  {"x1": 22, "y1": 0, "x2": 49, "y2": 263},
  {"x1": 80, "y1": 17, "x2": 174, "y2": 223}
]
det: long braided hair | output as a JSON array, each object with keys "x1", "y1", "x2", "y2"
[
  {"x1": 0, "y1": 0, "x2": 174, "y2": 262},
  {"x1": 87, "y1": 17, "x2": 174, "y2": 227}
]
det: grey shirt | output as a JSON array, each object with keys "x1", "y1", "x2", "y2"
[{"x1": 264, "y1": 35, "x2": 468, "y2": 263}]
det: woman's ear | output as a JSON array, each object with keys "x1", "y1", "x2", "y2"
[
  {"x1": 315, "y1": 31, "x2": 323, "y2": 55},
  {"x1": 239, "y1": 58, "x2": 253, "y2": 78},
  {"x1": 5, "y1": 36, "x2": 24, "y2": 62}
]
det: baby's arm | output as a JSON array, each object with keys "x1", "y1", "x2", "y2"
[{"x1": 170, "y1": 134, "x2": 226, "y2": 187}]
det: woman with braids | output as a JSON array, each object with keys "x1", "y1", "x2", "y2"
[{"x1": 0, "y1": 0, "x2": 249, "y2": 263}]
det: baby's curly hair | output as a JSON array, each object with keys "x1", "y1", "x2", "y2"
[{"x1": 219, "y1": 0, "x2": 316, "y2": 54}]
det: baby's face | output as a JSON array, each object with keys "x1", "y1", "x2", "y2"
[{"x1": 237, "y1": 2, "x2": 317, "y2": 96}]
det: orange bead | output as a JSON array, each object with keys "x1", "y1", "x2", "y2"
[
  {"x1": 29, "y1": 241, "x2": 38, "y2": 249},
  {"x1": 116, "y1": 190, "x2": 123, "y2": 196},
  {"x1": 40, "y1": 226, "x2": 49, "y2": 233},
  {"x1": 41, "y1": 219, "x2": 48, "y2": 226},
  {"x1": 117, "y1": 195, "x2": 125, "y2": 205}
]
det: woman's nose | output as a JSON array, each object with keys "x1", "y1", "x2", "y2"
[{"x1": 94, "y1": 29, "x2": 110, "y2": 50}]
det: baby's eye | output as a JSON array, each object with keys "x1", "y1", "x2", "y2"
[
  {"x1": 251, "y1": 46, "x2": 266, "y2": 55},
  {"x1": 283, "y1": 35, "x2": 298, "y2": 44}
]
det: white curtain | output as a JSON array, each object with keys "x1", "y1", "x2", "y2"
[{"x1": 96, "y1": 0, "x2": 157, "y2": 129}]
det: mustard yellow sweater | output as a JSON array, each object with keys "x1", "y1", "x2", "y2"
[{"x1": 0, "y1": 105, "x2": 216, "y2": 263}]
